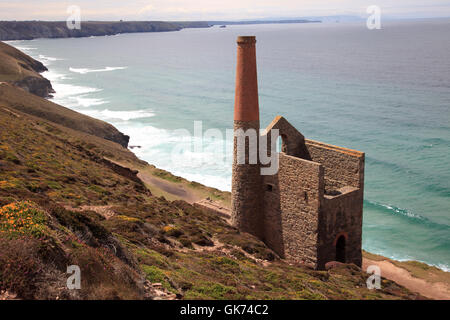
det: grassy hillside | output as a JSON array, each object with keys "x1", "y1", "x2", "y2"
[
  {"x1": 0, "y1": 41, "x2": 53, "y2": 97},
  {"x1": 0, "y1": 83, "x2": 129, "y2": 147},
  {"x1": 0, "y1": 84, "x2": 424, "y2": 300}
]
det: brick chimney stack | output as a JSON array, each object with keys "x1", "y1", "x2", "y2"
[
  {"x1": 234, "y1": 36, "x2": 259, "y2": 122},
  {"x1": 231, "y1": 36, "x2": 263, "y2": 239}
]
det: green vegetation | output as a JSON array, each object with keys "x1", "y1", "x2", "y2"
[{"x1": 0, "y1": 76, "x2": 424, "y2": 300}]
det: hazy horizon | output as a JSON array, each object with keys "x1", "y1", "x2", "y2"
[{"x1": 1, "y1": 0, "x2": 450, "y2": 21}]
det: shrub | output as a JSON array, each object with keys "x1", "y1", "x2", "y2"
[
  {"x1": 0, "y1": 237, "x2": 45, "y2": 299},
  {"x1": 0, "y1": 201, "x2": 47, "y2": 238}
]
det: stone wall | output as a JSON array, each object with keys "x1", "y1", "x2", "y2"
[
  {"x1": 305, "y1": 139, "x2": 364, "y2": 193},
  {"x1": 233, "y1": 116, "x2": 365, "y2": 270},
  {"x1": 263, "y1": 153, "x2": 324, "y2": 268},
  {"x1": 231, "y1": 120, "x2": 264, "y2": 239},
  {"x1": 264, "y1": 116, "x2": 308, "y2": 158},
  {"x1": 318, "y1": 187, "x2": 364, "y2": 269}
]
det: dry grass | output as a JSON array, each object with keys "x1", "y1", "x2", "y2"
[{"x1": 0, "y1": 84, "x2": 426, "y2": 300}]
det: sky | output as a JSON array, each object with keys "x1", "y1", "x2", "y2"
[{"x1": 1, "y1": 0, "x2": 450, "y2": 21}]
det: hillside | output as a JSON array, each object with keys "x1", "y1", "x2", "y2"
[
  {"x1": 0, "y1": 21, "x2": 210, "y2": 41},
  {"x1": 0, "y1": 86, "x2": 424, "y2": 300},
  {"x1": 0, "y1": 44, "x2": 442, "y2": 301},
  {"x1": 0, "y1": 41, "x2": 53, "y2": 97},
  {"x1": 0, "y1": 82, "x2": 129, "y2": 147}
]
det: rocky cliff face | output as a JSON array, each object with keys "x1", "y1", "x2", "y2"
[
  {"x1": 0, "y1": 21, "x2": 211, "y2": 41},
  {"x1": 13, "y1": 76, "x2": 55, "y2": 98},
  {"x1": 0, "y1": 41, "x2": 54, "y2": 98},
  {"x1": 0, "y1": 41, "x2": 132, "y2": 147}
]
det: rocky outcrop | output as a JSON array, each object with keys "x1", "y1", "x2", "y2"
[
  {"x1": 0, "y1": 21, "x2": 211, "y2": 41},
  {"x1": 13, "y1": 76, "x2": 55, "y2": 98},
  {"x1": 0, "y1": 41, "x2": 54, "y2": 98}
]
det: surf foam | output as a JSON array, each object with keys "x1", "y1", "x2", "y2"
[{"x1": 69, "y1": 66, "x2": 127, "y2": 74}]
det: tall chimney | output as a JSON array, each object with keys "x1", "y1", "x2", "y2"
[
  {"x1": 231, "y1": 36, "x2": 263, "y2": 239},
  {"x1": 234, "y1": 36, "x2": 259, "y2": 122}
]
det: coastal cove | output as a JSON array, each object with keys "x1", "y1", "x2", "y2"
[{"x1": 4, "y1": 19, "x2": 450, "y2": 273}]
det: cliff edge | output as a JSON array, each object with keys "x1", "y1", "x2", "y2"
[
  {"x1": 0, "y1": 41, "x2": 54, "y2": 97},
  {"x1": 0, "y1": 21, "x2": 211, "y2": 41}
]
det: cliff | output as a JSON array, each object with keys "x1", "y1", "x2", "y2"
[
  {"x1": 0, "y1": 41, "x2": 54, "y2": 97},
  {"x1": 0, "y1": 83, "x2": 129, "y2": 147},
  {"x1": 0, "y1": 21, "x2": 210, "y2": 41}
]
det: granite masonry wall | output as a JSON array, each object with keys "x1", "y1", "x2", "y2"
[
  {"x1": 304, "y1": 139, "x2": 365, "y2": 192},
  {"x1": 231, "y1": 120, "x2": 264, "y2": 239},
  {"x1": 318, "y1": 187, "x2": 364, "y2": 269},
  {"x1": 254, "y1": 119, "x2": 365, "y2": 269},
  {"x1": 230, "y1": 35, "x2": 364, "y2": 270},
  {"x1": 263, "y1": 153, "x2": 324, "y2": 267}
]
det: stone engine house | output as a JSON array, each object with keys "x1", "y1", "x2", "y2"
[{"x1": 231, "y1": 36, "x2": 365, "y2": 270}]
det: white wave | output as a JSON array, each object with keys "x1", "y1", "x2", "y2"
[
  {"x1": 42, "y1": 71, "x2": 101, "y2": 100},
  {"x1": 83, "y1": 109, "x2": 155, "y2": 121},
  {"x1": 393, "y1": 257, "x2": 450, "y2": 273},
  {"x1": 52, "y1": 83, "x2": 101, "y2": 98},
  {"x1": 38, "y1": 54, "x2": 63, "y2": 62},
  {"x1": 179, "y1": 172, "x2": 231, "y2": 191},
  {"x1": 42, "y1": 70, "x2": 71, "y2": 82},
  {"x1": 69, "y1": 66, "x2": 127, "y2": 74},
  {"x1": 15, "y1": 46, "x2": 37, "y2": 52},
  {"x1": 74, "y1": 97, "x2": 108, "y2": 108},
  {"x1": 121, "y1": 124, "x2": 233, "y2": 191}
]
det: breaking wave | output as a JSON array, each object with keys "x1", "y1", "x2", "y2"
[
  {"x1": 69, "y1": 66, "x2": 127, "y2": 74},
  {"x1": 82, "y1": 109, "x2": 155, "y2": 121}
]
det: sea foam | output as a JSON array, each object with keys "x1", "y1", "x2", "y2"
[
  {"x1": 83, "y1": 109, "x2": 155, "y2": 121},
  {"x1": 69, "y1": 66, "x2": 128, "y2": 74}
]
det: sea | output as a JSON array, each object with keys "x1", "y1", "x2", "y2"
[{"x1": 6, "y1": 18, "x2": 450, "y2": 271}]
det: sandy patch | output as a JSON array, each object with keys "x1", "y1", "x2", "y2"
[{"x1": 363, "y1": 258, "x2": 450, "y2": 300}]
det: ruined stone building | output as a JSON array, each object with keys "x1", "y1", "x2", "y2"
[{"x1": 231, "y1": 36, "x2": 365, "y2": 270}]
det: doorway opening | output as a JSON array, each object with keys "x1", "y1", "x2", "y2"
[{"x1": 336, "y1": 235, "x2": 346, "y2": 263}]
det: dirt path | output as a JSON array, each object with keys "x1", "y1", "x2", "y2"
[
  {"x1": 64, "y1": 205, "x2": 116, "y2": 219},
  {"x1": 363, "y1": 258, "x2": 450, "y2": 300},
  {"x1": 137, "y1": 171, "x2": 201, "y2": 204}
]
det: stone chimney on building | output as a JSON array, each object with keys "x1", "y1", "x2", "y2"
[{"x1": 231, "y1": 36, "x2": 264, "y2": 239}]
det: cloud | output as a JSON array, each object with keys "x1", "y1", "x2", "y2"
[{"x1": 0, "y1": 0, "x2": 449, "y2": 20}]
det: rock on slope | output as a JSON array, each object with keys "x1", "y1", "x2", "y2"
[{"x1": 0, "y1": 41, "x2": 54, "y2": 97}]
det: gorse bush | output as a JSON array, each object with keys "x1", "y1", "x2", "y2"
[{"x1": 0, "y1": 201, "x2": 47, "y2": 238}]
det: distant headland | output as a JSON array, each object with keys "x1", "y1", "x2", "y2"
[{"x1": 0, "y1": 19, "x2": 320, "y2": 41}]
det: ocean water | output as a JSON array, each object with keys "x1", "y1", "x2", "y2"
[{"x1": 7, "y1": 19, "x2": 450, "y2": 270}]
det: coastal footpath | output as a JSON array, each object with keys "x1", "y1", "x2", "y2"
[
  {"x1": 0, "y1": 41, "x2": 448, "y2": 300},
  {"x1": 0, "y1": 21, "x2": 210, "y2": 41}
]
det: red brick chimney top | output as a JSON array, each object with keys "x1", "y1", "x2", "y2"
[
  {"x1": 237, "y1": 36, "x2": 257, "y2": 45},
  {"x1": 234, "y1": 36, "x2": 259, "y2": 122}
]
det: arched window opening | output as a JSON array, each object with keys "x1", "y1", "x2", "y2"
[{"x1": 277, "y1": 134, "x2": 288, "y2": 153}]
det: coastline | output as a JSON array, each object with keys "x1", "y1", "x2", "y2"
[
  {"x1": 0, "y1": 21, "x2": 211, "y2": 41},
  {"x1": 1, "y1": 38, "x2": 448, "y2": 299},
  {"x1": 0, "y1": 20, "x2": 321, "y2": 41},
  {"x1": 13, "y1": 37, "x2": 450, "y2": 272}
]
